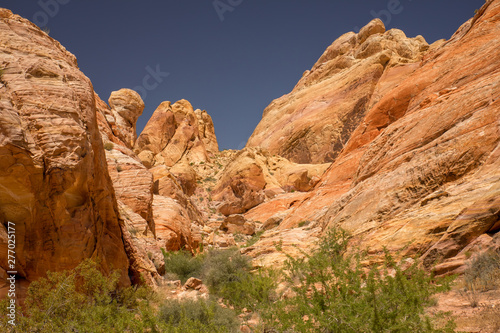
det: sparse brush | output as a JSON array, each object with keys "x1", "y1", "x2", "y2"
[
  {"x1": 158, "y1": 298, "x2": 239, "y2": 332},
  {"x1": 464, "y1": 249, "x2": 500, "y2": 292},
  {"x1": 245, "y1": 230, "x2": 264, "y2": 247},
  {"x1": 162, "y1": 248, "x2": 204, "y2": 284},
  {"x1": 260, "y1": 228, "x2": 456, "y2": 333}
]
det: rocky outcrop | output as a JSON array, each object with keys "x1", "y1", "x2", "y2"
[
  {"x1": 246, "y1": 18, "x2": 430, "y2": 164},
  {"x1": 98, "y1": 91, "x2": 204, "y2": 280},
  {"x1": 108, "y1": 89, "x2": 145, "y2": 149},
  {"x1": 153, "y1": 195, "x2": 202, "y2": 252},
  {"x1": 149, "y1": 164, "x2": 203, "y2": 225},
  {"x1": 220, "y1": 214, "x2": 256, "y2": 235},
  {"x1": 247, "y1": 0, "x2": 500, "y2": 272},
  {"x1": 0, "y1": 8, "x2": 130, "y2": 291},
  {"x1": 95, "y1": 91, "x2": 163, "y2": 285},
  {"x1": 134, "y1": 100, "x2": 218, "y2": 168},
  {"x1": 194, "y1": 108, "x2": 219, "y2": 155},
  {"x1": 212, "y1": 148, "x2": 329, "y2": 216},
  {"x1": 106, "y1": 146, "x2": 154, "y2": 235}
]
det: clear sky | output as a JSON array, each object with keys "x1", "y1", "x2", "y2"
[{"x1": 1, "y1": 0, "x2": 485, "y2": 149}]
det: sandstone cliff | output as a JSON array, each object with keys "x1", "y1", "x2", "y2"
[
  {"x1": 96, "y1": 92, "x2": 208, "y2": 285},
  {"x1": 245, "y1": 0, "x2": 500, "y2": 272},
  {"x1": 246, "y1": 18, "x2": 430, "y2": 164},
  {"x1": 0, "y1": 8, "x2": 130, "y2": 294}
]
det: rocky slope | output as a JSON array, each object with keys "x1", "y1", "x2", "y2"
[
  {"x1": 0, "y1": 8, "x2": 130, "y2": 296},
  {"x1": 244, "y1": 0, "x2": 500, "y2": 272},
  {"x1": 246, "y1": 18, "x2": 431, "y2": 164}
]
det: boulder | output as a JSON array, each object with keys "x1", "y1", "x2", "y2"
[{"x1": 220, "y1": 215, "x2": 256, "y2": 236}]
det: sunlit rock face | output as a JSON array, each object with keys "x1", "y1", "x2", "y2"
[
  {"x1": 211, "y1": 147, "x2": 329, "y2": 216},
  {"x1": 247, "y1": 18, "x2": 430, "y2": 164},
  {"x1": 0, "y1": 8, "x2": 130, "y2": 292},
  {"x1": 134, "y1": 99, "x2": 219, "y2": 168},
  {"x1": 245, "y1": 1, "x2": 500, "y2": 273}
]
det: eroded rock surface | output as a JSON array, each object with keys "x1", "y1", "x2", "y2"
[
  {"x1": 135, "y1": 100, "x2": 218, "y2": 168},
  {"x1": 246, "y1": 1, "x2": 500, "y2": 272},
  {"x1": 246, "y1": 18, "x2": 429, "y2": 164},
  {"x1": 0, "y1": 9, "x2": 129, "y2": 291},
  {"x1": 212, "y1": 148, "x2": 329, "y2": 216}
]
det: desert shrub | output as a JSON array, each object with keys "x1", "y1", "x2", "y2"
[
  {"x1": 297, "y1": 220, "x2": 310, "y2": 228},
  {"x1": 103, "y1": 142, "x2": 114, "y2": 151},
  {"x1": 464, "y1": 249, "x2": 500, "y2": 292},
  {"x1": 159, "y1": 298, "x2": 239, "y2": 332},
  {"x1": 245, "y1": 230, "x2": 265, "y2": 247},
  {"x1": 202, "y1": 248, "x2": 250, "y2": 292},
  {"x1": 201, "y1": 247, "x2": 276, "y2": 311},
  {"x1": 0, "y1": 259, "x2": 157, "y2": 332},
  {"x1": 216, "y1": 267, "x2": 278, "y2": 311},
  {"x1": 261, "y1": 228, "x2": 455, "y2": 333},
  {"x1": 162, "y1": 249, "x2": 204, "y2": 284}
]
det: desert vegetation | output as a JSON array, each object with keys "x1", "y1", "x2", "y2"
[{"x1": 1, "y1": 228, "x2": 461, "y2": 332}]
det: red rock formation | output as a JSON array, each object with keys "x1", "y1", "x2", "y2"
[
  {"x1": 134, "y1": 99, "x2": 218, "y2": 168},
  {"x1": 247, "y1": 0, "x2": 500, "y2": 272},
  {"x1": 212, "y1": 148, "x2": 328, "y2": 216},
  {"x1": 246, "y1": 19, "x2": 430, "y2": 164},
  {"x1": 0, "y1": 8, "x2": 129, "y2": 292}
]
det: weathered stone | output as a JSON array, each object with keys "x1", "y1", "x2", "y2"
[
  {"x1": 106, "y1": 148, "x2": 154, "y2": 234},
  {"x1": 220, "y1": 215, "x2": 256, "y2": 235},
  {"x1": 183, "y1": 277, "x2": 203, "y2": 290},
  {"x1": 153, "y1": 195, "x2": 200, "y2": 252},
  {"x1": 135, "y1": 99, "x2": 218, "y2": 168},
  {"x1": 0, "y1": 8, "x2": 129, "y2": 291},
  {"x1": 213, "y1": 148, "x2": 328, "y2": 216},
  {"x1": 246, "y1": 19, "x2": 429, "y2": 164},
  {"x1": 244, "y1": 1, "x2": 500, "y2": 272},
  {"x1": 108, "y1": 89, "x2": 144, "y2": 149}
]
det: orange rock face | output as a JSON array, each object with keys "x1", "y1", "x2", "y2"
[
  {"x1": 107, "y1": 89, "x2": 145, "y2": 149},
  {"x1": 247, "y1": 0, "x2": 500, "y2": 272},
  {"x1": 212, "y1": 148, "x2": 329, "y2": 216},
  {"x1": 0, "y1": 8, "x2": 129, "y2": 290},
  {"x1": 135, "y1": 99, "x2": 218, "y2": 168},
  {"x1": 247, "y1": 19, "x2": 429, "y2": 164}
]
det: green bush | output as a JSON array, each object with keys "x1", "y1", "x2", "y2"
[
  {"x1": 159, "y1": 298, "x2": 239, "y2": 333},
  {"x1": 464, "y1": 249, "x2": 500, "y2": 292},
  {"x1": 103, "y1": 142, "x2": 114, "y2": 151},
  {"x1": 0, "y1": 259, "x2": 157, "y2": 332},
  {"x1": 162, "y1": 249, "x2": 204, "y2": 284},
  {"x1": 297, "y1": 220, "x2": 310, "y2": 228},
  {"x1": 215, "y1": 267, "x2": 278, "y2": 311},
  {"x1": 261, "y1": 228, "x2": 456, "y2": 333},
  {"x1": 245, "y1": 230, "x2": 264, "y2": 247},
  {"x1": 201, "y1": 247, "x2": 276, "y2": 311},
  {"x1": 202, "y1": 248, "x2": 250, "y2": 293}
]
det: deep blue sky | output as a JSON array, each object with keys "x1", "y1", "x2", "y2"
[{"x1": 2, "y1": 1, "x2": 484, "y2": 149}]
